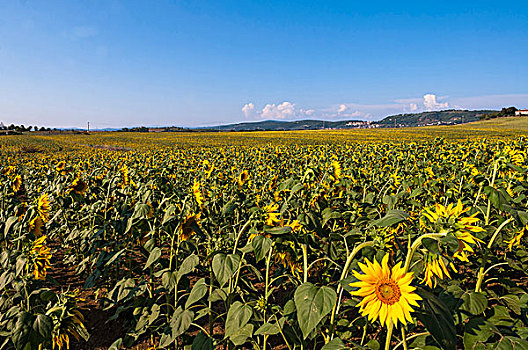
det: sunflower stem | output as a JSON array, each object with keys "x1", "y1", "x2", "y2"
[
  {"x1": 401, "y1": 325, "x2": 408, "y2": 350},
  {"x1": 403, "y1": 233, "x2": 445, "y2": 273},
  {"x1": 385, "y1": 322, "x2": 393, "y2": 350},
  {"x1": 329, "y1": 241, "x2": 374, "y2": 339},
  {"x1": 232, "y1": 214, "x2": 255, "y2": 255},
  {"x1": 263, "y1": 246, "x2": 274, "y2": 350},
  {"x1": 302, "y1": 243, "x2": 308, "y2": 283},
  {"x1": 485, "y1": 161, "x2": 498, "y2": 226},
  {"x1": 475, "y1": 217, "x2": 513, "y2": 292}
]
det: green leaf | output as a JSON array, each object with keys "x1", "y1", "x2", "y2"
[
  {"x1": 162, "y1": 205, "x2": 176, "y2": 225},
  {"x1": 176, "y1": 254, "x2": 199, "y2": 283},
  {"x1": 264, "y1": 226, "x2": 292, "y2": 235},
  {"x1": 229, "y1": 324, "x2": 254, "y2": 346},
  {"x1": 105, "y1": 248, "x2": 127, "y2": 267},
  {"x1": 372, "y1": 210, "x2": 409, "y2": 227},
  {"x1": 461, "y1": 292, "x2": 488, "y2": 315},
  {"x1": 225, "y1": 301, "x2": 253, "y2": 345},
  {"x1": 15, "y1": 256, "x2": 27, "y2": 278},
  {"x1": 162, "y1": 271, "x2": 177, "y2": 290},
  {"x1": 4, "y1": 216, "x2": 17, "y2": 237},
  {"x1": 294, "y1": 282, "x2": 337, "y2": 339},
  {"x1": 144, "y1": 247, "x2": 161, "y2": 270},
  {"x1": 254, "y1": 318, "x2": 285, "y2": 336},
  {"x1": 415, "y1": 289, "x2": 456, "y2": 350},
  {"x1": 185, "y1": 278, "x2": 208, "y2": 309},
  {"x1": 170, "y1": 307, "x2": 194, "y2": 338},
  {"x1": 321, "y1": 338, "x2": 348, "y2": 350},
  {"x1": 483, "y1": 186, "x2": 510, "y2": 210},
  {"x1": 132, "y1": 203, "x2": 151, "y2": 219},
  {"x1": 221, "y1": 201, "x2": 237, "y2": 216},
  {"x1": 495, "y1": 337, "x2": 528, "y2": 350},
  {"x1": 212, "y1": 253, "x2": 240, "y2": 287},
  {"x1": 251, "y1": 235, "x2": 272, "y2": 262},
  {"x1": 500, "y1": 294, "x2": 521, "y2": 315},
  {"x1": 192, "y1": 332, "x2": 214, "y2": 350},
  {"x1": 463, "y1": 318, "x2": 493, "y2": 349},
  {"x1": 12, "y1": 312, "x2": 33, "y2": 350},
  {"x1": 108, "y1": 338, "x2": 123, "y2": 350},
  {"x1": 32, "y1": 314, "x2": 52, "y2": 340}
]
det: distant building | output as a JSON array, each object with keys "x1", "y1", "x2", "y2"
[
  {"x1": 515, "y1": 109, "x2": 528, "y2": 116},
  {"x1": 0, "y1": 121, "x2": 4, "y2": 129}
]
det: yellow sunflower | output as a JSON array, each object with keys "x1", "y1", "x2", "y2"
[
  {"x1": 506, "y1": 224, "x2": 527, "y2": 251},
  {"x1": 263, "y1": 203, "x2": 281, "y2": 226},
  {"x1": 12, "y1": 175, "x2": 22, "y2": 193},
  {"x1": 56, "y1": 161, "x2": 66, "y2": 172},
  {"x1": 30, "y1": 235, "x2": 52, "y2": 280},
  {"x1": 120, "y1": 165, "x2": 131, "y2": 189},
  {"x1": 192, "y1": 180, "x2": 204, "y2": 209},
  {"x1": 331, "y1": 161, "x2": 342, "y2": 182},
  {"x1": 350, "y1": 253, "x2": 422, "y2": 328},
  {"x1": 421, "y1": 201, "x2": 484, "y2": 262},
  {"x1": 37, "y1": 193, "x2": 51, "y2": 222}
]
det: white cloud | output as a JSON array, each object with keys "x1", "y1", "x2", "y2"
[
  {"x1": 337, "y1": 104, "x2": 348, "y2": 113},
  {"x1": 261, "y1": 101, "x2": 296, "y2": 119},
  {"x1": 240, "y1": 93, "x2": 527, "y2": 123},
  {"x1": 242, "y1": 102, "x2": 255, "y2": 118},
  {"x1": 423, "y1": 94, "x2": 449, "y2": 110}
]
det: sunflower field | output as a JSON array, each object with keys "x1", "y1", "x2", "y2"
[{"x1": 1, "y1": 123, "x2": 528, "y2": 350}]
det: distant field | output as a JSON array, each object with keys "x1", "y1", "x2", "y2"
[
  {"x1": 1, "y1": 117, "x2": 528, "y2": 349},
  {"x1": 2, "y1": 117, "x2": 528, "y2": 153}
]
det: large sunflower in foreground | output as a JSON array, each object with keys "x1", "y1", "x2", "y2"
[{"x1": 350, "y1": 254, "x2": 421, "y2": 328}]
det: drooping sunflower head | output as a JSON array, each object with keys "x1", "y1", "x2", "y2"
[
  {"x1": 203, "y1": 160, "x2": 214, "y2": 178},
  {"x1": 12, "y1": 175, "x2": 23, "y2": 193},
  {"x1": 237, "y1": 170, "x2": 249, "y2": 188},
  {"x1": 69, "y1": 176, "x2": 88, "y2": 195},
  {"x1": 421, "y1": 201, "x2": 484, "y2": 261},
  {"x1": 274, "y1": 247, "x2": 302, "y2": 277},
  {"x1": 350, "y1": 253, "x2": 422, "y2": 328},
  {"x1": 284, "y1": 219, "x2": 302, "y2": 233},
  {"x1": 50, "y1": 289, "x2": 88, "y2": 350},
  {"x1": 37, "y1": 193, "x2": 51, "y2": 222},
  {"x1": 506, "y1": 224, "x2": 527, "y2": 251},
  {"x1": 29, "y1": 216, "x2": 44, "y2": 237},
  {"x1": 179, "y1": 212, "x2": 201, "y2": 241},
  {"x1": 263, "y1": 203, "x2": 281, "y2": 226},
  {"x1": 331, "y1": 161, "x2": 342, "y2": 182},
  {"x1": 421, "y1": 252, "x2": 456, "y2": 288},
  {"x1": 192, "y1": 180, "x2": 204, "y2": 209},
  {"x1": 30, "y1": 235, "x2": 52, "y2": 280}
]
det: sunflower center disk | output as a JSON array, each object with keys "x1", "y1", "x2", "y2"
[{"x1": 375, "y1": 280, "x2": 401, "y2": 305}]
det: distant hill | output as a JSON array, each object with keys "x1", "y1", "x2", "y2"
[
  {"x1": 376, "y1": 109, "x2": 495, "y2": 127},
  {"x1": 198, "y1": 110, "x2": 498, "y2": 131},
  {"x1": 199, "y1": 119, "x2": 371, "y2": 131}
]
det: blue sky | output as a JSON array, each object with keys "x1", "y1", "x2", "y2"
[{"x1": 0, "y1": 0, "x2": 527, "y2": 128}]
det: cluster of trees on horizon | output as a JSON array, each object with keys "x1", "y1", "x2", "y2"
[
  {"x1": 0, "y1": 123, "x2": 53, "y2": 132},
  {"x1": 481, "y1": 106, "x2": 519, "y2": 120}
]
